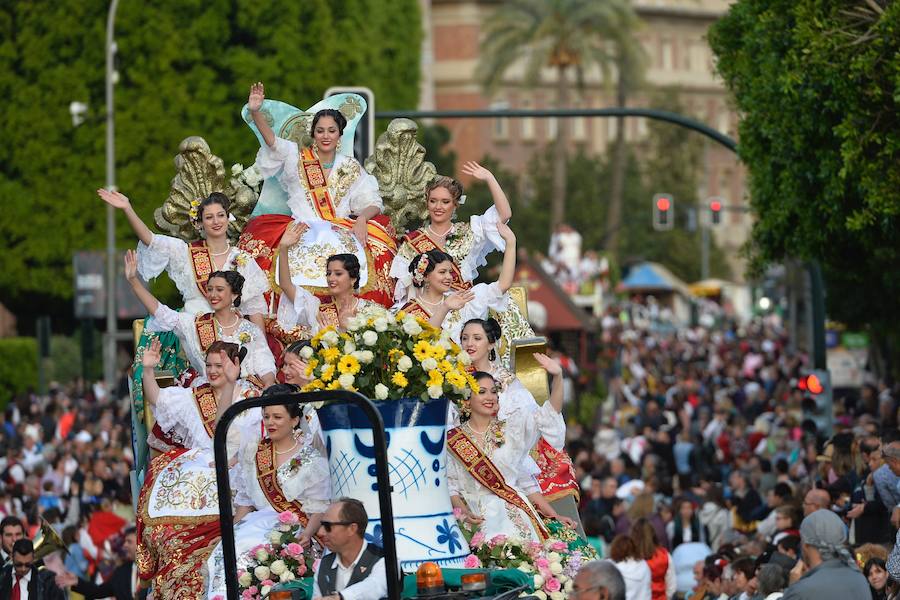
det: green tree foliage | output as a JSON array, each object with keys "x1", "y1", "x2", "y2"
[
  {"x1": 0, "y1": 338, "x2": 38, "y2": 408},
  {"x1": 0, "y1": 0, "x2": 421, "y2": 322},
  {"x1": 708, "y1": 1, "x2": 899, "y2": 330}
]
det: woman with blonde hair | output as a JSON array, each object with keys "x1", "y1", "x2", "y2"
[{"x1": 609, "y1": 534, "x2": 652, "y2": 600}]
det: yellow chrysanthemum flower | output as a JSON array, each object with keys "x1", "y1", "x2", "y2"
[
  {"x1": 413, "y1": 341, "x2": 431, "y2": 362},
  {"x1": 326, "y1": 380, "x2": 341, "y2": 390},
  {"x1": 450, "y1": 342, "x2": 461, "y2": 354},
  {"x1": 322, "y1": 347, "x2": 341, "y2": 363},
  {"x1": 468, "y1": 374, "x2": 480, "y2": 394},
  {"x1": 337, "y1": 354, "x2": 361, "y2": 375},
  {"x1": 446, "y1": 371, "x2": 466, "y2": 388},
  {"x1": 391, "y1": 372, "x2": 409, "y2": 388},
  {"x1": 388, "y1": 348, "x2": 404, "y2": 362},
  {"x1": 320, "y1": 364, "x2": 336, "y2": 382},
  {"x1": 427, "y1": 369, "x2": 444, "y2": 387},
  {"x1": 429, "y1": 345, "x2": 447, "y2": 360},
  {"x1": 438, "y1": 359, "x2": 453, "y2": 373},
  {"x1": 302, "y1": 380, "x2": 325, "y2": 392},
  {"x1": 396, "y1": 310, "x2": 406, "y2": 321}
]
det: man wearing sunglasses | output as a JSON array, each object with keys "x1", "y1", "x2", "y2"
[
  {"x1": 571, "y1": 560, "x2": 625, "y2": 600},
  {"x1": 0, "y1": 538, "x2": 66, "y2": 600},
  {"x1": 312, "y1": 498, "x2": 387, "y2": 600}
]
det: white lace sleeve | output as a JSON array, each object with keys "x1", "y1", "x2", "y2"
[
  {"x1": 276, "y1": 289, "x2": 320, "y2": 333},
  {"x1": 234, "y1": 254, "x2": 270, "y2": 317},
  {"x1": 282, "y1": 453, "x2": 332, "y2": 515},
  {"x1": 458, "y1": 282, "x2": 509, "y2": 322},
  {"x1": 516, "y1": 459, "x2": 541, "y2": 495},
  {"x1": 458, "y1": 206, "x2": 506, "y2": 282},
  {"x1": 255, "y1": 137, "x2": 294, "y2": 179},
  {"x1": 234, "y1": 438, "x2": 259, "y2": 508},
  {"x1": 145, "y1": 302, "x2": 189, "y2": 336},
  {"x1": 136, "y1": 234, "x2": 188, "y2": 281},
  {"x1": 155, "y1": 387, "x2": 211, "y2": 452},
  {"x1": 246, "y1": 322, "x2": 276, "y2": 378},
  {"x1": 389, "y1": 251, "x2": 414, "y2": 305},
  {"x1": 346, "y1": 164, "x2": 383, "y2": 215},
  {"x1": 448, "y1": 453, "x2": 465, "y2": 496}
]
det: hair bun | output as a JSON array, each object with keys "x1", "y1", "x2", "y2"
[
  {"x1": 238, "y1": 347, "x2": 249, "y2": 363},
  {"x1": 484, "y1": 317, "x2": 502, "y2": 340}
]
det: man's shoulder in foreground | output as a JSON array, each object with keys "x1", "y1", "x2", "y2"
[{"x1": 782, "y1": 560, "x2": 870, "y2": 600}]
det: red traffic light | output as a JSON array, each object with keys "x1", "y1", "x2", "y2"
[
  {"x1": 805, "y1": 374, "x2": 824, "y2": 395},
  {"x1": 656, "y1": 197, "x2": 671, "y2": 212},
  {"x1": 710, "y1": 200, "x2": 722, "y2": 212}
]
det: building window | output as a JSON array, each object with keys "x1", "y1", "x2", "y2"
[
  {"x1": 717, "y1": 109, "x2": 730, "y2": 134},
  {"x1": 661, "y1": 39, "x2": 674, "y2": 71},
  {"x1": 607, "y1": 117, "x2": 618, "y2": 141},
  {"x1": 520, "y1": 99, "x2": 534, "y2": 141},
  {"x1": 546, "y1": 116, "x2": 558, "y2": 140},
  {"x1": 491, "y1": 100, "x2": 509, "y2": 140}
]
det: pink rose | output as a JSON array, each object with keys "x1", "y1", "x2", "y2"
[
  {"x1": 470, "y1": 531, "x2": 486, "y2": 546},
  {"x1": 539, "y1": 567, "x2": 552, "y2": 580},
  {"x1": 286, "y1": 542, "x2": 304, "y2": 557},
  {"x1": 248, "y1": 586, "x2": 258, "y2": 595},
  {"x1": 453, "y1": 507, "x2": 464, "y2": 519},
  {"x1": 298, "y1": 563, "x2": 307, "y2": 577},
  {"x1": 535, "y1": 557, "x2": 550, "y2": 569},
  {"x1": 262, "y1": 579, "x2": 274, "y2": 587},
  {"x1": 242, "y1": 591, "x2": 254, "y2": 600},
  {"x1": 489, "y1": 534, "x2": 508, "y2": 546},
  {"x1": 278, "y1": 511, "x2": 299, "y2": 525},
  {"x1": 544, "y1": 577, "x2": 562, "y2": 593},
  {"x1": 463, "y1": 554, "x2": 482, "y2": 568},
  {"x1": 551, "y1": 541, "x2": 567, "y2": 551}
]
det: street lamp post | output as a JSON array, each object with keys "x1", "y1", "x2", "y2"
[{"x1": 104, "y1": 0, "x2": 120, "y2": 394}]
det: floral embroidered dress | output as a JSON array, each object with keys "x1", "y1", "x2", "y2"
[
  {"x1": 238, "y1": 137, "x2": 397, "y2": 307},
  {"x1": 205, "y1": 430, "x2": 331, "y2": 598},
  {"x1": 447, "y1": 402, "x2": 563, "y2": 543},
  {"x1": 146, "y1": 302, "x2": 276, "y2": 381},
  {"x1": 276, "y1": 288, "x2": 382, "y2": 335},
  {"x1": 136, "y1": 380, "x2": 262, "y2": 598},
  {"x1": 391, "y1": 207, "x2": 506, "y2": 306},
  {"x1": 136, "y1": 233, "x2": 269, "y2": 317},
  {"x1": 395, "y1": 282, "x2": 508, "y2": 343}
]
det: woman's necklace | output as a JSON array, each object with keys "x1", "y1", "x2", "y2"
[
  {"x1": 336, "y1": 297, "x2": 359, "y2": 319},
  {"x1": 274, "y1": 440, "x2": 299, "y2": 455},
  {"x1": 418, "y1": 294, "x2": 444, "y2": 307},
  {"x1": 209, "y1": 243, "x2": 231, "y2": 257},
  {"x1": 215, "y1": 312, "x2": 240, "y2": 330},
  {"x1": 427, "y1": 223, "x2": 452, "y2": 241}
]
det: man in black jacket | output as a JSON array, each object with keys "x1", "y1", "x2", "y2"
[
  {"x1": 55, "y1": 527, "x2": 144, "y2": 600},
  {"x1": 0, "y1": 539, "x2": 66, "y2": 600}
]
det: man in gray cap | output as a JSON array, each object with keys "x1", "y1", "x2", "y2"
[{"x1": 782, "y1": 509, "x2": 869, "y2": 600}]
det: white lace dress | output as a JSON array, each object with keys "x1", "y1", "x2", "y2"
[
  {"x1": 145, "y1": 303, "x2": 276, "y2": 381},
  {"x1": 276, "y1": 288, "x2": 382, "y2": 335},
  {"x1": 205, "y1": 431, "x2": 331, "y2": 598},
  {"x1": 136, "y1": 233, "x2": 269, "y2": 317},
  {"x1": 256, "y1": 137, "x2": 382, "y2": 289},
  {"x1": 447, "y1": 402, "x2": 563, "y2": 543},
  {"x1": 391, "y1": 206, "x2": 506, "y2": 304}
]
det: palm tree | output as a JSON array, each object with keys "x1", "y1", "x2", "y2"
[{"x1": 477, "y1": 0, "x2": 643, "y2": 234}]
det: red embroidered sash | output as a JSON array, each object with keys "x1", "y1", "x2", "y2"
[
  {"x1": 194, "y1": 313, "x2": 219, "y2": 352},
  {"x1": 188, "y1": 241, "x2": 215, "y2": 297},
  {"x1": 400, "y1": 300, "x2": 432, "y2": 321},
  {"x1": 317, "y1": 297, "x2": 342, "y2": 330},
  {"x1": 299, "y1": 147, "x2": 338, "y2": 221},
  {"x1": 193, "y1": 383, "x2": 219, "y2": 439},
  {"x1": 403, "y1": 229, "x2": 469, "y2": 292},
  {"x1": 254, "y1": 439, "x2": 309, "y2": 526},
  {"x1": 532, "y1": 437, "x2": 580, "y2": 501},
  {"x1": 447, "y1": 427, "x2": 549, "y2": 539}
]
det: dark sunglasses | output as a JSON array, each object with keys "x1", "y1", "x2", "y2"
[{"x1": 320, "y1": 520, "x2": 352, "y2": 532}]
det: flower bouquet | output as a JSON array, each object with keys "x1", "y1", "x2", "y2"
[
  {"x1": 298, "y1": 305, "x2": 478, "y2": 403},
  {"x1": 236, "y1": 511, "x2": 318, "y2": 600},
  {"x1": 460, "y1": 522, "x2": 599, "y2": 600}
]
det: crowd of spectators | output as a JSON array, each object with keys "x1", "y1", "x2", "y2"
[{"x1": 568, "y1": 306, "x2": 900, "y2": 599}]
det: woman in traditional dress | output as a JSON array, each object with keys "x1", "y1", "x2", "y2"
[
  {"x1": 397, "y1": 221, "x2": 516, "y2": 340},
  {"x1": 391, "y1": 164, "x2": 512, "y2": 305},
  {"x1": 136, "y1": 341, "x2": 260, "y2": 598},
  {"x1": 125, "y1": 250, "x2": 277, "y2": 386},
  {"x1": 447, "y1": 366, "x2": 574, "y2": 543},
  {"x1": 276, "y1": 223, "x2": 381, "y2": 333},
  {"x1": 459, "y1": 317, "x2": 580, "y2": 504},
  {"x1": 98, "y1": 189, "x2": 268, "y2": 325},
  {"x1": 206, "y1": 384, "x2": 331, "y2": 598},
  {"x1": 240, "y1": 82, "x2": 396, "y2": 307}
]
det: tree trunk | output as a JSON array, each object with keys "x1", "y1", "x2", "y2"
[
  {"x1": 606, "y1": 64, "x2": 628, "y2": 261},
  {"x1": 551, "y1": 66, "x2": 570, "y2": 233}
]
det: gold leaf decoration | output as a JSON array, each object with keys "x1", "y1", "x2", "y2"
[
  {"x1": 364, "y1": 118, "x2": 437, "y2": 234},
  {"x1": 280, "y1": 112, "x2": 314, "y2": 149},
  {"x1": 338, "y1": 97, "x2": 363, "y2": 120}
]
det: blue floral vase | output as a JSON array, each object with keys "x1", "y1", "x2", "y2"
[{"x1": 317, "y1": 396, "x2": 470, "y2": 570}]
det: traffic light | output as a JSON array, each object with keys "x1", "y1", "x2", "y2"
[
  {"x1": 709, "y1": 198, "x2": 723, "y2": 225},
  {"x1": 799, "y1": 369, "x2": 832, "y2": 437},
  {"x1": 653, "y1": 193, "x2": 674, "y2": 231},
  {"x1": 324, "y1": 86, "x2": 375, "y2": 163}
]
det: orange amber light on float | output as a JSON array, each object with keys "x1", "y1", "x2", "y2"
[
  {"x1": 416, "y1": 561, "x2": 445, "y2": 595},
  {"x1": 269, "y1": 591, "x2": 293, "y2": 600},
  {"x1": 461, "y1": 572, "x2": 487, "y2": 592}
]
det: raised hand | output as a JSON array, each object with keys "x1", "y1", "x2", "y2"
[
  {"x1": 123, "y1": 249, "x2": 139, "y2": 281},
  {"x1": 248, "y1": 82, "x2": 265, "y2": 112},
  {"x1": 444, "y1": 290, "x2": 474, "y2": 310},
  {"x1": 280, "y1": 221, "x2": 308, "y2": 248},
  {"x1": 460, "y1": 160, "x2": 494, "y2": 182},
  {"x1": 142, "y1": 338, "x2": 162, "y2": 369},
  {"x1": 55, "y1": 571, "x2": 78, "y2": 588},
  {"x1": 222, "y1": 350, "x2": 241, "y2": 384},
  {"x1": 97, "y1": 188, "x2": 131, "y2": 209},
  {"x1": 496, "y1": 221, "x2": 516, "y2": 243},
  {"x1": 533, "y1": 352, "x2": 562, "y2": 377}
]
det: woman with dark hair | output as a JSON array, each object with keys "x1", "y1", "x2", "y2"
[
  {"x1": 125, "y1": 250, "x2": 276, "y2": 385},
  {"x1": 97, "y1": 189, "x2": 268, "y2": 326},
  {"x1": 205, "y1": 384, "x2": 331, "y2": 598},
  {"x1": 631, "y1": 517, "x2": 676, "y2": 600},
  {"x1": 667, "y1": 497, "x2": 708, "y2": 549},
  {"x1": 391, "y1": 163, "x2": 512, "y2": 305},
  {"x1": 396, "y1": 220, "x2": 516, "y2": 333},
  {"x1": 240, "y1": 82, "x2": 397, "y2": 307},
  {"x1": 865, "y1": 557, "x2": 896, "y2": 600},
  {"x1": 447, "y1": 363, "x2": 575, "y2": 544},
  {"x1": 275, "y1": 234, "x2": 381, "y2": 332}
]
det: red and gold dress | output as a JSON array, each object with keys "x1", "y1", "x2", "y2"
[{"x1": 238, "y1": 138, "x2": 396, "y2": 309}]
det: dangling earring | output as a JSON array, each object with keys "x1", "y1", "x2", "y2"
[
  {"x1": 336, "y1": 139, "x2": 342, "y2": 151},
  {"x1": 293, "y1": 428, "x2": 303, "y2": 442},
  {"x1": 489, "y1": 348, "x2": 497, "y2": 363}
]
